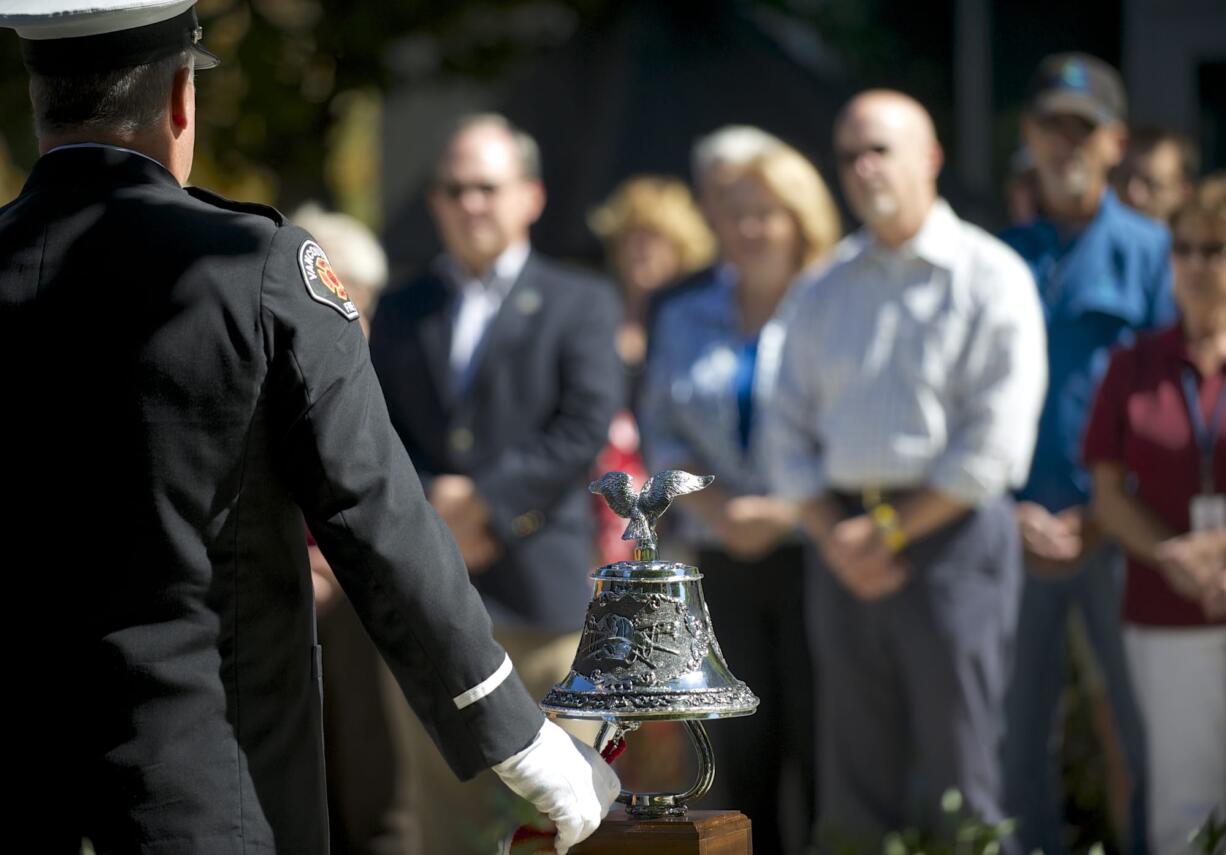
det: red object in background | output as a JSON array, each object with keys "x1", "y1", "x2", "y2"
[
  {"x1": 593, "y1": 411, "x2": 648, "y2": 565},
  {"x1": 601, "y1": 736, "x2": 627, "y2": 765}
]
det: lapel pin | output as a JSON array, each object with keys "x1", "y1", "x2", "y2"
[{"x1": 514, "y1": 288, "x2": 542, "y2": 315}]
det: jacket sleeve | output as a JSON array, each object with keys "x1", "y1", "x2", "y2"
[
  {"x1": 471, "y1": 279, "x2": 625, "y2": 540},
  {"x1": 260, "y1": 224, "x2": 543, "y2": 780}
]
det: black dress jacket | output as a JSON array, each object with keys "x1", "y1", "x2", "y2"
[
  {"x1": 1, "y1": 147, "x2": 542, "y2": 854},
  {"x1": 369, "y1": 255, "x2": 623, "y2": 633}
]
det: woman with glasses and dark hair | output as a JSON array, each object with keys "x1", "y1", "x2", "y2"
[{"x1": 1083, "y1": 174, "x2": 1226, "y2": 855}]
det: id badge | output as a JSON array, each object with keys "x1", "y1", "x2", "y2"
[{"x1": 1189, "y1": 494, "x2": 1226, "y2": 532}]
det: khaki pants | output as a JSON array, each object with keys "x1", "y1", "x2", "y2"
[
  {"x1": 1125, "y1": 625, "x2": 1226, "y2": 855},
  {"x1": 321, "y1": 599, "x2": 422, "y2": 855},
  {"x1": 390, "y1": 625, "x2": 600, "y2": 855}
]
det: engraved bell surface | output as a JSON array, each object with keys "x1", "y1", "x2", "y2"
[
  {"x1": 540, "y1": 558, "x2": 758, "y2": 721},
  {"x1": 540, "y1": 470, "x2": 759, "y2": 818}
]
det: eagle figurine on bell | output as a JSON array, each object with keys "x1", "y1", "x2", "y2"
[{"x1": 541, "y1": 470, "x2": 759, "y2": 818}]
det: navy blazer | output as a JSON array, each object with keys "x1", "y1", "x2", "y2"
[{"x1": 370, "y1": 252, "x2": 624, "y2": 632}]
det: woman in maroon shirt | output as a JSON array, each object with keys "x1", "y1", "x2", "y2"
[{"x1": 1084, "y1": 177, "x2": 1226, "y2": 855}]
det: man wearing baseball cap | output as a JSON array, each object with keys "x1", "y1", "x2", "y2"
[
  {"x1": 0, "y1": 2, "x2": 618, "y2": 853},
  {"x1": 1000, "y1": 52, "x2": 1172, "y2": 855}
]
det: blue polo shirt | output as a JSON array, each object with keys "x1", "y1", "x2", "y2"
[{"x1": 1000, "y1": 189, "x2": 1175, "y2": 512}]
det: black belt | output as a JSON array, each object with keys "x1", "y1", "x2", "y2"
[{"x1": 829, "y1": 486, "x2": 919, "y2": 514}]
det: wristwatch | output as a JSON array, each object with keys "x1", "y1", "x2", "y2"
[{"x1": 870, "y1": 502, "x2": 908, "y2": 554}]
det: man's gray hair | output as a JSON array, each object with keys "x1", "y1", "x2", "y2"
[
  {"x1": 439, "y1": 112, "x2": 542, "y2": 181},
  {"x1": 29, "y1": 49, "x2": 193, "y2": 138},
  {"x1": 690, "y1": 125, "x2": 785, "y2": 185}
]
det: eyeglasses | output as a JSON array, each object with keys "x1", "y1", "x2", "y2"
[
  {"x1": 835, "y1": 144, "x2": 890, "y2": 168},
  {"x1": 435, "y1": 181, "x2": 511, "y2": 201},
  {"x1": 1118, "y1": 169, "x2": 1180, "y2": 196},
  {"x1": 1172, "y1": 241, "x2": 1226, "y2": 263},
  {"x1": 1034, "y1": 113, "x2": 1097, "y2": 138}
]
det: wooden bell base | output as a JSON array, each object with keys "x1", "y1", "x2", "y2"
[{"x1": 572, "y1": 806, "x2": 753, "y2": 854}]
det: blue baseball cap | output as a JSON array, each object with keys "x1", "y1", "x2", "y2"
[{"x1": 1027, "y1": 52, "x2": 1126, "y2": 126}]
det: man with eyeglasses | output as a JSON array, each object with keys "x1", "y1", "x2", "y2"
[
  {"x1": 1113, "y1": 126, "x2": 1201, "y2": 224},
  {"x1": 0, "y1": 3, "x2": 618, "y2": 851},
  {"x1": 1000, "y1": 52, "x2": 1176, "y2": 855},
  {"x1": 369, "y1": 113, "x2": 623, "y2": 853}
]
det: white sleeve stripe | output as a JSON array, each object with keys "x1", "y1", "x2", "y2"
[{"x1": 452, "y1": 653, "x2": 513, "y2": 710}]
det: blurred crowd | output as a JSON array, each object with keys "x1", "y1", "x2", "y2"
[{"x1": 301, "y1": 52, "x2": 1224, "y2": 855}]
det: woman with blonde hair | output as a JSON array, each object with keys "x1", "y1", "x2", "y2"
[
  {"x1": 589, "y1": 175, "x2": 715, "y2": 370},
  {"x1": 639, "y1": 142, "x2": 841, "y2": 855}
]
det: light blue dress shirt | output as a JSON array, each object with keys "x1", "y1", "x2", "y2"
[{"x1": 763, "y1": 199, "x2": 1048, "y2": 506}]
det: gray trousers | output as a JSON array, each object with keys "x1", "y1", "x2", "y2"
[{"x1": 813, "y1": 497, "x2": 1021, "y2": 849}]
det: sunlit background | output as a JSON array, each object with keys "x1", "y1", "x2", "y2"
[{"x1": 2, "y1": 0, "x2": 1222, "y2": 278}]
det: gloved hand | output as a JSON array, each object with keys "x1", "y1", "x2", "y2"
[{"x1": 492, "y1": 719, "x2": 621, "y2": 854}]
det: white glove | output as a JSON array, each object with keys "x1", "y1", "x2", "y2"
[{"x1": 492, "y1": 719, "x2": 621, "y2": 854}]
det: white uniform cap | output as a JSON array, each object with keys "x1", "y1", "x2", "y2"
[{"x1": 0, "y1": 0, "x2": 219, "y2": 72}]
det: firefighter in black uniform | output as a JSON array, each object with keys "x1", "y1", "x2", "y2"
[{"x1": 0, "y1": 2, "x2": 617, "y2": 853}]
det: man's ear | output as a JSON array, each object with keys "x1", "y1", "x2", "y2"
[
  {"x1": 170, "y1": 65, "x2": 193, "y2": 135},
  {"x1": 1103, "y1": 121, "x2": 1127, "y2": 169},
  {"x1": 524, "y1": 179, "x2": 546, "y2": 226},
  {"x1": 929, "y1": 139, "x2": 945, "y2": 181}
]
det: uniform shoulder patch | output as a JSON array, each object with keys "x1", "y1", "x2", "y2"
[{"x1": 298, "y1": 240, "x2": 359, "y2": 321}]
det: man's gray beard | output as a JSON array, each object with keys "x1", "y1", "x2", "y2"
[
  {"x1": 861, "y1": 190, "x2": 899, "y2": 223},
  {"x1": 1061, "y1": 160, "x2": 1091, "y2": 196}
]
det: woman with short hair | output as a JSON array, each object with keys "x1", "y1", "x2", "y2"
[{"x1": 1084, "y1": 175, "x2": 1226, "y2": 855}]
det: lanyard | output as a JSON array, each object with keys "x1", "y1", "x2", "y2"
[{"x1": 1179, "y1": 366, "x2": 1226, "y2": 494}]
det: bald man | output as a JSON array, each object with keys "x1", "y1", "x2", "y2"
[{"x1": 762, "y1": 90, "x2": 1047, "y2": 845}]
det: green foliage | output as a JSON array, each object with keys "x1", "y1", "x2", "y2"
[
  {"x1": 0, "y1": 0, "x2": 964, "y2": 214},
  {"x1": 0, "y1": 0, "x2": 622, "y2": 214},
  {"x1": 817, "y1": 789, "x2": 1018, "y2": 855},
  {"x1": 820, "y1": 785, "x2": 1224, "y2": 855},
  {"x1": 879, "y1": 788, "x2": 1018, "y2": 855},
  {"x1": 1191, "y1": 808, "x2": 1226, "y2": 855}
]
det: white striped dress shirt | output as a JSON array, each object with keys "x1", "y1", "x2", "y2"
[
  {"x1": 762, "y1": 199, "x2": 1048, "y2": 506},
  {"x1": 443, "y1": 241, "x2": 530, "y2": 391}
]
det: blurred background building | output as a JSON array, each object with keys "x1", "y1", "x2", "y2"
[{"x1": 1, "y1": 0, "x2": 1221, "y2": 275}]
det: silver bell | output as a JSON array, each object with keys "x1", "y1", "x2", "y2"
[{"x1": 541, "y1": 470, "x2": 758, "y2": 817}]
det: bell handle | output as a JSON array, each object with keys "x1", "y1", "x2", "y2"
[
  {"x1": 675, "y1": 720, "x2": 716, "y2": 804},
  {"x1": 600, "y1": 719, "x2": 716, "y2": 815}
]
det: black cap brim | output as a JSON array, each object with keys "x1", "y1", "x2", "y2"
[
  {"x1": 191, "y1": 43, "x2": 219, "y2": 70},
  {"x1": 1031, "y1": 90, "x2": 1118, "y2": 126}
]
